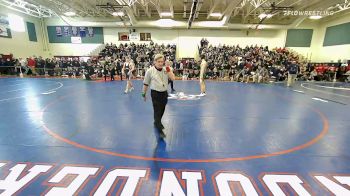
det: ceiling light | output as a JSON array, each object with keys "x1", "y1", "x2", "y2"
[
  {"x1": 112, "y1": 11, "x2": 124, "y2": 16},
  {"x1": 258, "y1": 13, "x2": 273, "y2": 19},
  {"x1": 64, "y1": 11, "x2": 76, "y2": 16},
  {"x1": 153, "y1": 19, "x2": 181, "y2": 27},
  {"x1": 160, "y1": 12, "x2": 172, "y2": 17},
  {"x1": 196, "y1": 21, "x2": 225, "y2": 27},
  {"x1": 210, "y1": 13, "x2": 222, "y2": 17},
  {"x1": 309, "y1": 15, "x2": 322, "y2": 20}
]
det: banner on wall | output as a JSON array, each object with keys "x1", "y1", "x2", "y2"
[
  {"x1": 63, "y1": 26, "x2": 71, "y2": 36},
  {"x1": 56, "y1": 26, "x2": 62, "y2": 37},
  {"x1": 118, "y1": 32, "x2": 129, "y2": 41},
  {"x1": 87, "y1": 27, "x2": 94, "y2": 37},
  {"x1": 129, "y1": 32, "x2": 139, "y2": 41},
  {"x1": 55, "y1": 26, "x2": 93, "y2": 37},
  {"x1": 0, "y1": 15, "x2": 10, "y2": 37},
  {"x1": 0, "y1": 25, "x2": 7, "y2": 37},
  {"x1": 71, "y1": 36, "x2": 82, "y2": 44},
  {"x1": 71, "y1": 26, "x2": 78, "y2": 36},
  {"x1": 79, "y1": 27, "x2": 86, "y2": 37}
]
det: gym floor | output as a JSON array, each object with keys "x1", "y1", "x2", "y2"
[{"x1": 0, "y1": 78, "x2": 349, "y2": 195}]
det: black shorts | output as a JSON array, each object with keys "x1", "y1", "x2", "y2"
[{"x1": 125, "y1": 70, "x2": 130, "y2": 80}]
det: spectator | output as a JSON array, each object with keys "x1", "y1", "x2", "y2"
[{"x1": 287, "y1": 61, "x2": 299, "y2": 87}]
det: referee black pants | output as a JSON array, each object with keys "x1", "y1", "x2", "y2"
[{"x1": 151, "y1": 90, "x2": 168, "y2": 125}]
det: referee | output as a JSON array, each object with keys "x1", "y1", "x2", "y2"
[{"x1": 142, "y1": 54, "x2": 175, "y2": 138}]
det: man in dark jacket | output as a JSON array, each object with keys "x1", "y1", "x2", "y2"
[{"x1": 287, "y1": 61, "x2": 299, "y2": 87}]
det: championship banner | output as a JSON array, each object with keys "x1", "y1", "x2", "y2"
[
  {"x1": 118, "y1": 32, "x2": 129, "y2": 41},
  {"x1": 71, "y1": 26, "x2": 78, "y2": 36},
  {"x1": 129, "y1": 32, "x2": 139, "y2": 41},
  {"x1": 79, "y1": 26, "x2": 86, "y2": 37},
  {"x1": 88, "y1": 27, "x2": 94, "y2": 37},
  {"x1": 56, "y1": 26, "x2": 62, "y2": 37},
  {"x1": 71, "y1": 36, "x2": 82, "y2": 44},
  {"x1": 63, "y1": 26, "x2": 71, "y2": 36},
  {"x1": 0, "y1": 15, "x2": 10, "y2": 37}
]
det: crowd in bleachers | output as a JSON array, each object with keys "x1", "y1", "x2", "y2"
[
  {"x1": 0, "y1": 55, "x2": 88, "y2": 77},
  {"x1": 0, "y1": 42, "x2": 177, "y2": 79},
  {"x1": 1, "y1": 40, "x2": 349, "y2": 82},
  {"x1": 0, "y1": 42, "x2": 178, "y2": 79},
  {"x1": 197, "y1": 41, "x2": 350, "y2": 82},
  {"x1": 197, "y1": 43, "x2": 298, "y2": 82},
  {"x1": 97, "y1": 42, "x2": 176, "y2": 78}
]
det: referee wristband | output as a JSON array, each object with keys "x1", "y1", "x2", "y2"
[{"x1": 141, "y1": 92, "x2": 146, "y2": 97}]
